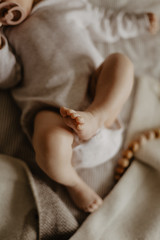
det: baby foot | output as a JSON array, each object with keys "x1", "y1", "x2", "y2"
[
  {"x1": 67, "y1": 180, "x2": 103, "y2": 213},
  {"x1": 60, "y1": 107, "x2": 99, "y2": 140},
  {"x1": 147, "y1": 13, "x2": 159, "y2": 34}
]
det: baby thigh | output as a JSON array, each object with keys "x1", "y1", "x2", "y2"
[{"x1": 32, "y1": 110, "x2": 75, "y2": 186}]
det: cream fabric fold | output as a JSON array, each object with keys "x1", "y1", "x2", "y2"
[{"x1": 0, "y1": 154, "x2": 37, "y2": 240}]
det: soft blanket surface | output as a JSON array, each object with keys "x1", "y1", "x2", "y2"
[
  {"x1": 0, "y1": 154, "x2": 37, "y2": 240},
  {"x1": 70, "y1": 76, "x2": 160, "y2": 240}
]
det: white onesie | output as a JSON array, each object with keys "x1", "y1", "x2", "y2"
[{"x1": 72, "y1": 119, "x2": 124, "y2": 169}]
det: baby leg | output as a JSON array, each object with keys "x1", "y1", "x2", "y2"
[
  {"x1": 32, "y1": 110, "x2": 103, "y2": 212},
  {"x1": 60, "y1": 53, "x2": 134, "y2": 140}
]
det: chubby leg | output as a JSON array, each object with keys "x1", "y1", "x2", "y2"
[
  {"x1": 32, "y1": 110, "x2": 103, "y2": 212},
  {"x1": 60, "y1": 53, "x2": 134, "y2": 140}
]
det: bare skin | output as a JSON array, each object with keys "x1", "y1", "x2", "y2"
[
  {"x1": 33, "y1": 53, "x2": 134, "y2": 212},
  {"x1": 33, "y1": 110, "x2": 103, "y2": 212},
  {"x1": 60, "y1": 53, "x2": 134, "y2": 141},
  {"x1": 60, "y1": 108, "x2": 98, "y2": 141}
]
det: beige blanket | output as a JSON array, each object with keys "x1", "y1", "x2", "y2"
[
  {"x1": 0, "y1": 155, "x2": 37, "y2": 240},
  {"x1": 70, "y1": 76, "x2": 160, "y2": 240}
]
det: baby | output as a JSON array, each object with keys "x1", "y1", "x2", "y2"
[{"x1": 0, "y1": 0, "x2": 158, "y2": 212}]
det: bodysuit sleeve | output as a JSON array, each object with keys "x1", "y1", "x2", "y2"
[
  {"x1": 86, "y1": 6, "x2": 150, "y2": 43},
  {"x1": 0, "y1": 33, "x2": 21, "y2": 89}
]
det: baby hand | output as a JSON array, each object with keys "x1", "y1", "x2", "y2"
[{"x1": 147, "y1": 13, "x2": 159, "y2": 34}]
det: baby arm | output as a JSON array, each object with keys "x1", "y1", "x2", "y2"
[
  {"x1": 0, "y1": 32, "x2": 21, "y2": 89},
  {"x1": 86, "y1": 5, "x2": 159, "y2": 43}
]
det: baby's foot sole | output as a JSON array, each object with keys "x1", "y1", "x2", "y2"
[
  {"x1": 60, "y1": 106, "x2": 85, "y2": 131},
  {"x1": 60, "y1": 106, "x2": 99, "y2": 140}
]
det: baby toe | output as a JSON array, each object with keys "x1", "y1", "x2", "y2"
[
  {"x1": 75, "y1": 116, "x2": 84, "y2": 124},
  {"x1": 69, "y1": 110, "x2": 76, "y2": 114},
  {"x1": 70, "y1": 112, "x2": 79, "y2": 119},
  {"x1": 85, "y1": 202, "x2": 99, "y2": 213},
  {"x1": 89, "y1": 204, "x2": 98, "y2": 212},
  {"x1": 60, "y1": 107, "x2": 68, "y2": 117},
  {"x1": 77, "y1": 124, "x2": 84, "y2": 130},
  {"x1": 66, "y1": 109, "x2": 73, "y2": 115}
]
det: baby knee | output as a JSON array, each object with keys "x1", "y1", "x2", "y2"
[
  {"x1": 118, "y1": 53, "x2": 134, "y2": 74},
  {"x1": 33, "y1": 130, "x2": 71, "y2": 177},
  {"x1": 34, "y1": 127, "x2": 73, "y2": 163},
  {"x1": 107, "y1": 52, "x2": 134, "y2": 72}
]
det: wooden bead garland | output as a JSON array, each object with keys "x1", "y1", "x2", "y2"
[{"x1": 115, "y1": 127, "x2": 160, "y2": 182}]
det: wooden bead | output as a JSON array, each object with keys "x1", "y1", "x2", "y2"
[
  {"x1": 118, "y1": 158, "x2": 130, "y2": 168},
  {"x1": 139, "y1": 134, "x2": 148, "y2": 145},
  {"x1": 115, "y1": 127, "x2": 160, "y2": 183},
  {"x1": 146, "y1": 130, "x2": 156, "y2": 140},
  {"x1": 128, "y1": 141, "x2": 140, "y2": 152},
  {"x1": 155, "y1": 128, "x2": 160, "y2": 138},
  {"x1": 115, "y1": 166, "x2": 125, "y2": 174},
  {"x1": 122, "y1": 150, "x2": 133, "y2": 159}
]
